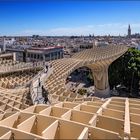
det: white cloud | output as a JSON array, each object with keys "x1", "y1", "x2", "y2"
[
  {"x1": 22, "y1": 29, "x2": 47, "y2": 35},
  {"x1": 131, "y1": 23, "x2": 140, "y2": 28},
  {"x1": 21, "y1": 23, "x2": 140, "y2": 36},
  {"x1": 48, "y1": 26, "x2": 94, "y2": 36}
]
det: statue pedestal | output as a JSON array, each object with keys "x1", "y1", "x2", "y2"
[{"x1": 94, "y1": 87, "x2": 110, "y2": 98}]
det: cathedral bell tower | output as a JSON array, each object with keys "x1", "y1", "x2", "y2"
[{"x1": 128, "y1": 24, "x2": 131, "y2": 38}]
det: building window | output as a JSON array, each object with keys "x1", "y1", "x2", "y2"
[
  {"x1": 28, "y1": 53, "x2": 30, "y2": 57},
  {"x1": 37, "y1": 54, "x2": 40, "y2": 59},
  {"x1": 34, "y1": 54, "x2": 36, "y2": 59},
  {"x1": 51, "y1": 52, "x2": 54, "y2": 57},
  {"x1": 40, "y1": 55, "x2": 43, "y2": 60},
  {"x1": 58, "y1": 52, "x2": 60, "y2": 58}
]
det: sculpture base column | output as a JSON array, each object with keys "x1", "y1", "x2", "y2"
[{"x1": 94, "y1": 87, "x2": 110, "y2": 98}]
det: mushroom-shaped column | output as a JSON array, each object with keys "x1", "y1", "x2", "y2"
[
  {"x1": 92, "y1": 67, "x2": 110, "y2": 98},
  {"x1": 89, "y1": 62, "x2": 110, "y2": 98}
]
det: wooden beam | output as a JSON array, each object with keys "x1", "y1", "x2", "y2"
[{"x1": 124, "y1": 98, "x2": 130, "y2": 137}]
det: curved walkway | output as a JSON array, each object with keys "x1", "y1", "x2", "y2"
[{"x1": 30, "y1": 64, "x2": 53, "y2": 104}]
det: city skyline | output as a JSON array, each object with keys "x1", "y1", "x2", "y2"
[{"x1": 0, "y1": 0, "x2": 140, "y2": 36}]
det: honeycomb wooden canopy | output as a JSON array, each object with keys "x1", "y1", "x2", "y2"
[{"x1": 1, "y1": 46, "x2": 140, "y2": 139}]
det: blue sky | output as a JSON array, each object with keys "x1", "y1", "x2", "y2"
[{"x1": 0, "y1": 0, "x2": 140, "y2": 36}]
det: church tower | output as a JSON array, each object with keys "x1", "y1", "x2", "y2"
[{"x1": 128, "y1": 24, "x2": 131, "y2": 38}]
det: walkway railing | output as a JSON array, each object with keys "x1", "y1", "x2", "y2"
[
  {"x1": 0, "y1": 61, "x2": 44, "y2": 74},
  {"x1": 30, "y1": 64, "x2": 53, "y2": 104}
]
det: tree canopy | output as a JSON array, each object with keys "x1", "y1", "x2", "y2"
[{"x1": 109, "y1": 47, "x2": 140, "y2": 97}]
